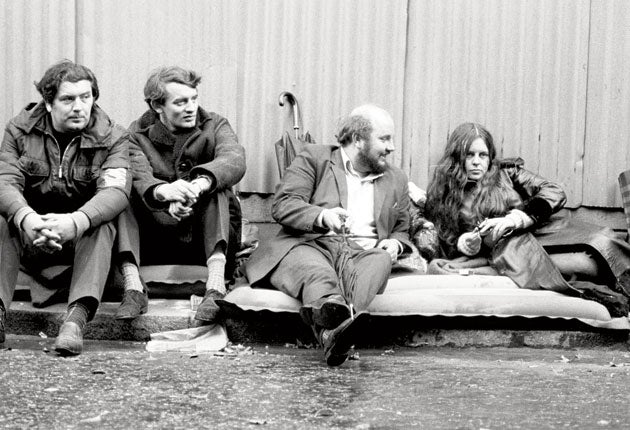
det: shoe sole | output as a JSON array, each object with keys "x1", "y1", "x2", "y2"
[
  {"x1": 115, "y1": 305, "x2": 148, "y2": 320},
  {"x1": 54, "y1": 345, "x2": 82, "y2": 356}
]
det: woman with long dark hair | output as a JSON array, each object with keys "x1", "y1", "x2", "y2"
[
  {"x1": 417, "y1": 122, "x2": 630, "y2": 317},
  {"x1": 425, "y1": 122, "x2": 566, "y2": 258}
]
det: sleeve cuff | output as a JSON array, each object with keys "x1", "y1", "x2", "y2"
[
  {"x1": 14, "y1": 206, "x2": 36, "y2": 230},
  {"x1": 191, "y1": 175, "x2": 213, "y2": 194},
  {"x1": 315, "y1": 209, "x2": 325, "y2": 228},
  {"x1": 523, "y1": 198, "x2": 553, "y2": 223},
  {"x1": 71, "y1": 211, "x2": 91, "y2": 237},
  {"x1": 194, "y1": 173, "x2": 216, "y2": 193}
]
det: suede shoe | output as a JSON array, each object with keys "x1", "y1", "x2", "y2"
[
  {"x1": 115, "y1": 289, "x2": 149, "y2": 320},
  {"x1": 194, "y1": 289, "x2": 225, "y2": 322},
  {"x1": 54, "y1": 321, "x2": 83, "y2": 356},
  {"x1": 300, "y1": 295, "x2": 351, "y2": 330},
  {"x1": 319, "y1": 315, "x2": 362, "y2": 367}
]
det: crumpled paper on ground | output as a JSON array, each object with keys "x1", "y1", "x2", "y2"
[{"x1": 145, "y1": 324, "x2": 228, "y2": 353}]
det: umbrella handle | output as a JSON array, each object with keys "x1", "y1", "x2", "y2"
[{"x1": 278, "y1": 91, "x2": 301, "y2": 139}]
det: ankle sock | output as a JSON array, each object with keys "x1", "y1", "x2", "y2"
[
  {"x1": 65, "y1": 301, "x2": 90, "y2": 331},
  {"x1": 122, "y1": 261, "x2": 144, "y2": 292},
  {"x1": 206, "y1": 254, "x2": 227, "y2": 295}
]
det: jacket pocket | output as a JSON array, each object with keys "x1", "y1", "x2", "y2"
[
  {"x1": 72, "y1": 165, "x2": 99, "y2": 183},
  {"x1": 18, "y1": 156, "x2": 49, "y2": 185}
]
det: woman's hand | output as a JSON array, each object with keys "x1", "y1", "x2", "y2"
[
  {"x1": 457, "y1": 230, "x2": 482, "y2": 256},
  {"x1": 478, "y1": 217, "x2": 516, "y2": 243}
]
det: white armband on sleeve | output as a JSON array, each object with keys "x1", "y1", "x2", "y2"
[{"x1": 98, "y1": 167, "x2": 128, "y2": 189}]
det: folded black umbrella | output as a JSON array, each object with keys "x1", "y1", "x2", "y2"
[{"x1": 275, "y1": 91, "x2": 316, "y2": 179}]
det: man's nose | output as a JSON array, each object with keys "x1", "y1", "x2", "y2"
[{"x1": 185, "y1": 100, "x2": 197, "y2": 111}]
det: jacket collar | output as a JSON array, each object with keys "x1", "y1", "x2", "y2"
[
  {"x1": 132, "y1": 107, "x2": 213, "y2": 146},
  {"x1": 13, "y1": 101, "x2": 116, "y2": 148},
  {"x1": 329, "y1": 144, "x2": 390, "y2": 219}
]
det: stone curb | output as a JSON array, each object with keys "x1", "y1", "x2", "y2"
[{"x1": 6, "y1": 300, "x2": 630, "y2": 350}]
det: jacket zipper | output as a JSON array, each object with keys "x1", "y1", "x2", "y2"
[
  {"x1": 56, "y1": 135, "x2": 80, "y2": 179},
  {"x1": 48, "y1": 133, "x2": 64, "y2": 179}
]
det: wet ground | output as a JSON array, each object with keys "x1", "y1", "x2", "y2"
[{"x1": 1, "y1": 336, "x2": 630, "y2": 429}]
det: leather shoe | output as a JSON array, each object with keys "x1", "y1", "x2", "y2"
[
  {"x1": 195, "y1": 290, "x2": 225, "y2": 322},
  {"x1": 54, "y1": 321, "x2": 83, "y2": 356},
  {"x1": 116, "y1": 289, "x2": 149, "y2": 320},
  {"x1": 300, "y1": 295, "x2": 351, "y2": 330},
  {"x1": 318, "y1": 315, "x2": 362, "y2": 367}
]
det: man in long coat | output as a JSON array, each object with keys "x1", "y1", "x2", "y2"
[
  {"x1": 115, "y1": 66, "x2": 245, "y2": 322},
  {"x1": 245, "y1": 104, "x2": 412, "y2": 366}
]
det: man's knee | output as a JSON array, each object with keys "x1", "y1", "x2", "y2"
[
  {"x1": 79, "y1": 220, "x2": 117, "y2": 246},
  {"x1": 363, "y1": 248, "x2": 393, "y2": 270},
  {"x1": 93, "y1": 220, "x2": 116, "y2": 235}
]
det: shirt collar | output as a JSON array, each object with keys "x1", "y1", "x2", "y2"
[{"x1": 340, "y1": 147, "x2": 383, "y2": 182}]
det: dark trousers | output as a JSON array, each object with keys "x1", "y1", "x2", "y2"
[
  {"x1": 0, "y1": 216, "x2": 116, "y2": 319},
  {"x1": 116, "y1": 190, "x2": 242, "y2": 280},
  {"x1": 269, "y1": 237, "x2": 392, "y2": 311}
]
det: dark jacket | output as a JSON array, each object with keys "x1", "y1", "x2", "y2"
[
  {"x1": 428, "y1": 163, "x2": 630, "y2": 316},
  {"x1": 500, "y1": 165, "x2": 566, "y2": 225},
  {"x1": 436, "y1": 164, "x2": 567, "y2": 259},
  {"x1": 127, "y1": 108, "x2": 246, "y2": 209},
  {"x1": 245, "y1": 144, "x2": 413, "y2": 286},
  {"x1": 0, "y1": 102, "x2": 130, "y2": 227}
]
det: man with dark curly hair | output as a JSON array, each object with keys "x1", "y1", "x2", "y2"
[{"x1": 0, "y1": 60, "x2": 131, "y2": 355}]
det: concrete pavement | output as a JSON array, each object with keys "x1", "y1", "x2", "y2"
[{"x1": 2, "y1": 339, "x2": 630, "y2": 429}]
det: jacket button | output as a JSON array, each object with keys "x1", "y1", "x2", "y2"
[{"x1": 178, "y1": 161, "x2": 192, "y2": 171}]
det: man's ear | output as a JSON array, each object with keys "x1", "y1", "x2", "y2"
[
  {"x1": 353, "y1": 133, "x2": 364, "y2": 148},
  {"x1": 150, "y1": 100, "x2": 163, "y2": 114},
  {"x1": 44, "y1": 102, "x2": 52, "y2": 113}
]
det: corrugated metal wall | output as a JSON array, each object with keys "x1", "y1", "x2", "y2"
[
  {"x1": 584, "y1": 0, "x2": 630, "y2": 207},
  {"x1": 236, "y1": 0, "x2": 408, "y2": 192},
  {"x1": 0, "y1": 0, "x2": 77, "y2": 121},
  {"x1": 403, "y1": 0, "x2": 590, "y2": 208},
  {"x1": 76, "y1": 0, "x2": 239, "y2": 131},
  {"x1": 0, "y1": 0, "x2": 628, "y2": 207}
]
